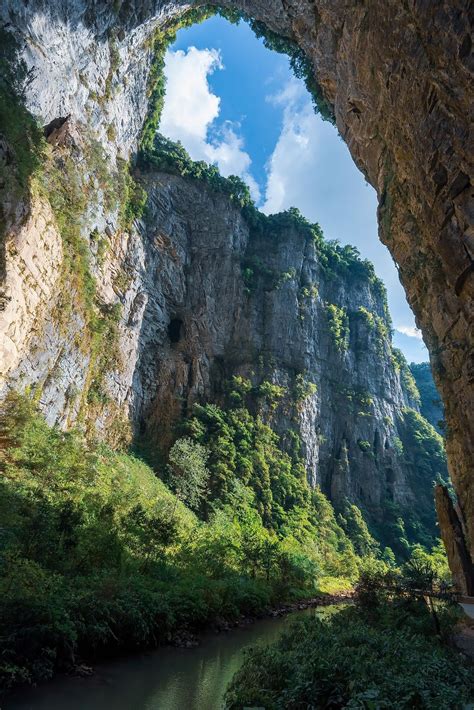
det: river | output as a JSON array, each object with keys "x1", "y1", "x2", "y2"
[{"x1": 6, "y1": 606, "x2": 338, "y2": 710}]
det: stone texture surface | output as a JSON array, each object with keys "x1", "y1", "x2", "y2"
[
  {"x1": 435, "y1": 484, "x2": 474, "y2": 596},
  {"x1": 88, "y1": 169, "x2": 437, "y2": 528},
  {"x1": 0, "y1": 197, "x2": 63, "y2": 391},
  {"x1": 0, "y1": 0, "x2": 472, "y2": 580}
]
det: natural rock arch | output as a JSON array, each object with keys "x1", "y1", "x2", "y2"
[{"x1": 1, "y1": 0, "x2": 472, "y2": 587}]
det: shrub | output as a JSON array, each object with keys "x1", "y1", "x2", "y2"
[
  {"x1": 325, "y1": 303, "x2": 350, "y2": 352},
  {"x1": 168, "y1": 437, "x2": 210, "y2": 510},
  {"x1": 225, "y1": 603, "x2": 473, "y2": 709}
]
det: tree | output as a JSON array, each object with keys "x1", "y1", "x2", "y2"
[{"x1": 167, "y1": 437, "x2": 210, "y2": 511}]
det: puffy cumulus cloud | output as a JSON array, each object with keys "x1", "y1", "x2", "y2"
[
  {"x1": 160, "y1": 47, "x2": 260, "y2": 202},
  {"x1": 395, "y1": 325, "x2": 424, "y2": 340},
  {"x1": 261, "y1": 80, "x2": 320, "y2": 216},
  {"x1": 261, "y1": 79, "x2": 365, "y2": 220}
]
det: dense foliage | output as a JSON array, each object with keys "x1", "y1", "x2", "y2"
[
  {"x1": 0, "y1": 393, "x2": 365, "y2": 692},
  {"x1": 325, "y1": 303, "x2": 350, "y2": 352},
  {"x1": 391, "y1": 348, "x2": 421, "y2": 405},
  {"x1": 226, "y1": 564, "x2": 472, "y2": 709},
  {"x1": 372, "y1": 404, "x2": 448, "y2": 559},
  {"x1": 0, "y1": 12, "x2": 461, "y2": 702},
  {"x1": 180, "y1": 394, "x2": 360, "y2": 586},
  {"x1": 225, "y1": 603, "x2": 472, "y2": 709}
]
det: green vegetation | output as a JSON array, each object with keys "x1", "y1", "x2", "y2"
[
  {"x1": 245, "y1": 18, "x2": 334, "y2": 122},
  {"x1": 325, "y1": 303, "x2": 350, "y2": 352},
  {"x1": 226, "y1": 604, "x2": 471, "y2": 709},
  {"x1": 355, "y1": 305, "x2": 376, "y2": 328},
  {"x1": 0, "y1": 393, "x2": 374, "y2": 692},
  {"x1": 103, "y1": 36, "x2": 120, "y2": 103},
  {"x1": 392, "y1": 348, "x2": 421, "y2": 404},
  {"x1": 337, "y1": 386, "x2": 374, "y2": 417},
  {"x1": 0, "y1": 12, "x2": 460, "y2": 702},
  {"x1": 140, "y1": 133, "x2": 392, "y2": 329},
  {"x1": 240, "y1": 254, "x2": 296, "y2": 293},
  {"x1": 168, "y1": 437, "x2": 210, "y2": 510},
  {"x1": 355, "y1": 307, "x2": 391, "y2": 354},
  {"x1": 84, "y1": 303, "x2": 123, "y2": 412},
  {"x1": 297, "y1": 282, "x2": 318, "y2": 320},
  {"x1": 357, "y1": 439, "x2": 372, "y2": 453},
  {"x1": 183, "y1": 398, "x2": 359, "y2": 568},
  {"x1": 399, "y1": 408, "x2": 447, "y2": 487},
  {"x1": 6, "y1": 386, "x2": 450, "y2": 694},
  {"x1": 0, "y1": 27, "x2": 146, "y2": 426},
  {"x1": 374, "y1": 313, "x2": 389, "y2": 354},
  {"x1": 6, "y1": 384, "x2": 452, "y2": 702},
  {"x1": 226, "y1": 562, "x2": 472, "y2": 709},
  {"x1": 410, "y1": 361, "x2": 445, "y2": 434},
  {"x1": 338, "y1": 502, "x2": 380, "y2": 557},
  {"x1": 293, "y1": 373, "x2": 317, "y2": 403},
  {"x1": 139, "y1": 6, "x2": 218, "y2": 152}
]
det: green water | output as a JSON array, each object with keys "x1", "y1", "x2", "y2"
[{"x1": 6, "y1": 606, "x2": 337, "y2": 710}]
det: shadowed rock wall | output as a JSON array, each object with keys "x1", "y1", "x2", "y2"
[{"x1": 1, "y1": 0, "x2": 472, "y2": 586}]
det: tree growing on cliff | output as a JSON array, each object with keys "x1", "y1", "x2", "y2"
[{"x1": 168, "y1": 437, "x2": 210, "y2": 511}]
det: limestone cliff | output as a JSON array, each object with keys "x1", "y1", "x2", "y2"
[
  {"x1": 0, "y1": 0, "x2": 471, "y2": 575},
  {"x1": 132, "y1": 164, "x2": 446, "y2": 547},
  {"x1": 1, "y1": 104, "x2": 447, "y2": 550}
]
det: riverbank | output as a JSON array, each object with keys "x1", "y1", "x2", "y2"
[
  {"x1": 226, "y1": 598, "x2": 474, "y2": 709},
  {"x1": 0, "y1": 396, "x2": 371, "y2": 695},
  {"x1": 165, "y1": 592, "x2": 353, "y2": 649},
  {"x1": 6, "y1": 606, "x2": 336, "y2": 710},
  {"x1": 1, "y1": 586, "x2": 352, "y2": 702}
]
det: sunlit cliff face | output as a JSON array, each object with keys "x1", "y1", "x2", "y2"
[{"x1": 1, "y1": 0, "x2": 472, "y2": 589}]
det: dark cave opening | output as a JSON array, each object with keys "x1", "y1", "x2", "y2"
[{"x1": 168, "y1": 317, "x2": 183, "y2": 343}]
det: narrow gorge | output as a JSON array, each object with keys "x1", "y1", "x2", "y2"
[{"x1": 0, "y1": 1, "x2": 473, "y2": 705}]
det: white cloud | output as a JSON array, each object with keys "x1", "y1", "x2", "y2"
[
  {"x1": 262, "y1": 81, "x2": 319, "y2": 215},
  {"x1": 160, "y1": 47, "x2": 260, "y2": 202},
  {"x1": 395, "y1": 325, "x2": 424, "y2": 340}
]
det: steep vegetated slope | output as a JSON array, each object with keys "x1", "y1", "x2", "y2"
[{"x1": 0, "y1": 7, "x2": 458, "y2": 693}]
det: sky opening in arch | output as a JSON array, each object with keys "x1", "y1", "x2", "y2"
[{"x1": 159, "y1": 15, "x2": 428, "y2": 363}]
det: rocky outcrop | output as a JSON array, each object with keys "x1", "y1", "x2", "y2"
[
  {"x1": 0, "y1": 197, "x2": 63, "y2": 389},
  {"x1": 130, "y1": 170, "x2": 440, "y2": 538},
  {"x1": 435, "y1": 485, "x2": 474, "y2": 596},
  {"x1": 0, "y1": 0, "x2": 472, "y2": 578}
]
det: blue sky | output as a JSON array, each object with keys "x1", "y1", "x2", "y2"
[{"x1": 160, "y1": 16, "x2": 428, "y2": 363}]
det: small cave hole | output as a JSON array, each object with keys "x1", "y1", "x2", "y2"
[
  {"x1": 373, "y1": 429, "x2": 381, "y2": 455},
  {"x1": 43, "y1": 115, "x2": 69, "y2": 139},
  {"x1": 168, "y1": 318, "x2": 183, "y2": 344}
]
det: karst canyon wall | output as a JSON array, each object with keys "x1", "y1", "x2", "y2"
[{"x1": 0, "y1": 0, "x2": 472, "y2": 589}]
